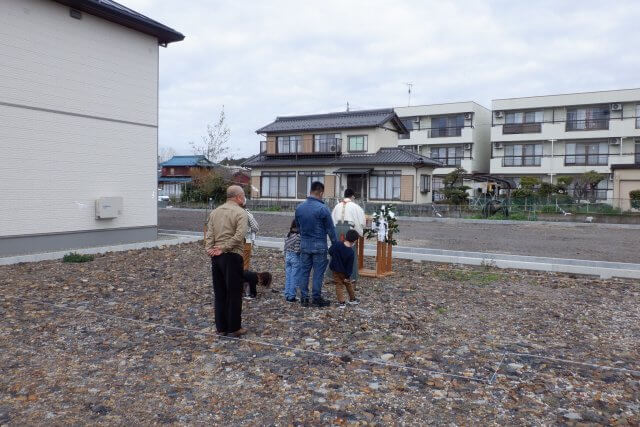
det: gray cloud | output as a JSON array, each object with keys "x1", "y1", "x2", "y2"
[{"x1": 123, "y1": 0, "x2": 640, "y2": 158}]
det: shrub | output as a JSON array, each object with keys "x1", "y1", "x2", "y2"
[
  {"x1": 62, "y1": 252, "x2": 94, "y2": 263},
  {"x1": 630, "y1": 190, "x2": 640, "y2": 209}
]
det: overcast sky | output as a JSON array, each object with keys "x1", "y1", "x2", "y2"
[{"x1": 124, "y1": 0, "x2": 640, "y2": 159}]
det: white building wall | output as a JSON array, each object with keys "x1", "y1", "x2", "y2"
[{"x1": 0, "y1": 0, "x2": 159, "y2": 241}]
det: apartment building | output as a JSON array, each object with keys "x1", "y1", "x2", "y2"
[
  {"x1": 243, "y1": 109, "x2": 441, "y2": 204},
  {"x1": 490, "y1": 88, "x2": 640, "y2": 201},
  {"x1": 395, "y1": 102, "x2": 492, "y2": 200},
  {"x1": 0, "y1": 0, "x2": 183, "y2": 256}
]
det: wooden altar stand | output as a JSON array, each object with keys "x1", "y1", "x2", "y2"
[{"x1": 358, "y1": 235, "x2": 394, "y2": 278}]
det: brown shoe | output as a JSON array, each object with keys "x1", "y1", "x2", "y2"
[
  {"x1": 258, "y1": 272, "x2": 272, "y2": 287},
  {"x1": 228, "y1": 328, "x2": 247, "y2": 337}
]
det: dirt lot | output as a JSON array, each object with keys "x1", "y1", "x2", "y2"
[
  {"x1": 159, "y1": 208, "x2": 640, "y2": 263},
  {"x1": 1, "y1": 243, "x2": 639, "y2": 425}
]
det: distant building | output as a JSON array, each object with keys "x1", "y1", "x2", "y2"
[
  {"x1": 243, "y1": 109, "x2": 441, "y2": 203},
  {"x1": 158, "y1": 155, "x2": 217, "y2": 198},
  {"x1": 490, "y1": 88, "x2": 640, "y2": 201},
  {"x1": 0, "y1": 0, "x2": 183, "y2": 256}
]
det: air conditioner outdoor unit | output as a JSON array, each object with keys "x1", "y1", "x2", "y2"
[
  {"x1": 95, "y1": 196, "x2": 123, "y2": 219},
  {"x1": 611, "y1": 103, "x2": 622, "y2": 111},
  {"x1": 329, "y1": 144, "x2": 337, "y2": 152},
  {"x1": 464, "y1": 112, "x2": 473, "y2": 120},
  {"x1": 609, "y1": 137, "x2": 621, "y2": 145},
  {"x1": 494, "y1": 111, "x2": 504, "y2": 118},
  {"x1": 464, "y1": 143, "x2": 472, "y2": 150},
  {"x1": 493, "y1": 142, "x2": 503, "y2": 149}
]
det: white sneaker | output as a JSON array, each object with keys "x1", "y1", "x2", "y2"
[
  {"x1": 337, "y1": 302, "x2": 347, "y2": 309},
  {"x1": 348, "y1": 299, "x2": 360, "y2": 305}
]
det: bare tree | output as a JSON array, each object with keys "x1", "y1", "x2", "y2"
[
  {"x1": 158, "y1": 145, "x2": 177, "y2": 163},
  {"x1": 190, "y1": 106, "x2": 231, "y2": 162}
]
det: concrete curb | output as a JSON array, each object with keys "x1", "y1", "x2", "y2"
[
  {"x1": 246, "y1": 236, "x2": 640, "y2": 280},
  {"x1": 160, "y1": 208, "x2": 640, "y2": 229},
  {"x1": 0, "y1": 233, "x2": 201, "y2": 266}
]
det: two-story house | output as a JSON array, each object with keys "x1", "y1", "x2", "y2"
[
  {"x1": 490, "y1": 88, "x2": 640, "y2": 201},
  {"x1": 158, "y1": 155, "x2": 217, "y2": 198},
  {"x1": 395, "y1": 102, "x2": 492, "y2": 200},
  {"x1": 243, "y1": 108, "x2": 441, "y2": 204}
]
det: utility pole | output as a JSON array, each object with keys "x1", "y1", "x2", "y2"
[
  {"x1": 405, "y1": 83, "x2": 413, "y2": 106},
  {"x1": 346, "y1": 102, "x2": 350, "y2": 112}
]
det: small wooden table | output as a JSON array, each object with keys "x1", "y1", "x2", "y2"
[{"x1": 358, "y1": 235, "x2": 394, "y2": 278}]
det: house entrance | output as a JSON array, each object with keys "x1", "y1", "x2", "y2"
[{"x1": 347, "y1": 174, "x2": 368, "y2": 200}]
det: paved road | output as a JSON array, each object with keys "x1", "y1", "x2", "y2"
[{"x1": 159, "y1": 208, "x2": 640, "y2": 263}]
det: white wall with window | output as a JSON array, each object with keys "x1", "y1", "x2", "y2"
[
  {"x1": 261, "y1": 171, "x2": 296, "y2": 198},
  {"x1": 369, "y1": 171, "x2": 400, "y2": 200}
]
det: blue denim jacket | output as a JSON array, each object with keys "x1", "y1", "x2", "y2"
[{"x1": 295, "y1": 197, "x2": 338, "y2": 253}]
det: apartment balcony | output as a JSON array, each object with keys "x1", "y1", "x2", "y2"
[
  {"x1": 502, "y1": 155, "x2": 542, "y2": 167},
  {"x1": 502, "y1": 123, "x2": 541, "y2": 134},
  {"x1": 566, "y1": 119, "x2": 609, "y2": 131},
  {"x1": 428, "y1": 126, "x2": 462, "y2": 138},
  {"x1": 260, "y1": 139, "x2": 342, "y2": 157}
]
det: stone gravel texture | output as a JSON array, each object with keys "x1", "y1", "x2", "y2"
[
  {"x1": 159, "y1": 208, "x2": 640, "y2": 263},
  {"x1": 1, "y1": 243, "x2": 639, "y2": 425}
]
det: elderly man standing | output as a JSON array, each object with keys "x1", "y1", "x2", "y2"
[
  {"x1": 205, "y1": 185, "x2": 248, "y2": 337},
  {"x1": 331, "y1": 188, "x2": 366, "y2": 282},
  {"x1": 295, "y1": 181, "x2": 338, "y2": 307}
]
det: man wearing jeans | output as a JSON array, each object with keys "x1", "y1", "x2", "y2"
[{"x1": 295, "y1": 181, "x2": 338, "y2": 307}]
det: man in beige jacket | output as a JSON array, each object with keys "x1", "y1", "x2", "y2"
[{"x1": 205, "y1": 185, "x2": 248, "y2": 337}]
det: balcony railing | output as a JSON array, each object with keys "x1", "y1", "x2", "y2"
[
  {"x1": 566, "y1": 119, "x2": 609, "y2": 131},
  {"x1": 502, "y1": 156, "x2": 542, "y2": 167},
  {"x1": 314, "y1": 138, "x2": 342, "y2": 154},
  {"x1": 502, "y1": 123, "x2": 542, "y2": 134},
  {"x1": 429, "y1": 157, "x2": 464, "y2": 167},
  {"x1": 428, "y1": 127, "x2": 463, "y2": 138},
  {"x1": 564, "y1": 154, "x2": 609, "y2": 166}
]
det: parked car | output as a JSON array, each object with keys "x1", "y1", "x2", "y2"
[{"x1": 158, "y1": 195, "x2": 170, "y2": 202}]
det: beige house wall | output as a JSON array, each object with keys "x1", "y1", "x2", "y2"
[{"x1": 613, "y1": 168, "x2": 640, "y2": 211}]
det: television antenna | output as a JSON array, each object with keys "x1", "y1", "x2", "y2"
[{"x1": 405, "y1": 82, "x2": 413, "y2": 106}]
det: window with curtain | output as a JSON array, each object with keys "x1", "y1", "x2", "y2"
[
  {"x1": 430, "y1": 146, "x2": 464, "y2": 166},
  {"x1": 314, "y1": 134, "x2": 341, "y2": 152},
  {"x1": 261, "y1": 171, "x2": 296, "y2": 198},
  {"x1": 347, "y1": 135, "x2": 367, "y2": 152},
  {"x1": 635, "y1": 141, "x2": 640, "y2": 164},
  {"x1": 369, "y1": 171, "x2": 401, "y2": 200},
  {"x1": 260, "y1": 141, "x2": 267, "y2": 153},
  {"x1": 566, "y1": 106, "x2": 609, "y2": 130},
  {"x1": 276, "y1": 135, "x2": 301, "y2": 153},
  {"x1": 565, "y1": 141, "x2": 609, "y2": 165},
  {"x1": 503, "y1": 143, "x2": 542, "y2": 166},
  {"x1": 430, "y1": 115, "x2": 464, "y2": 137},
  {"x1": 505, "y1": 111, "x2": 543, "y2": 124},
  {"x1": 420, "y1": 175, "x2": 431, "y2": 193},
  {"x1": 636, "y1": 105, "x2": 640, "y2": 129}
]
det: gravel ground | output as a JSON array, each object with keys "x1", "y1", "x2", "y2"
[
  {"x1": 159, "y1": 208, "x2": 640, "y2": 263},
  {"x1": 1, "y1": 243, "x2": 639, "y2": 425}
]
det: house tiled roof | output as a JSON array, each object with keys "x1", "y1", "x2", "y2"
[
  {"x1": 256, "y1": 108, "x2": 408, "y2": 134},
  {"x1": 160, "y1": 155, "x2": 217, "y2": 167},
  {"x1": 53, "y1": 0, "x2": 184, "y2": 44},
  {"x1": 242, "y1": 147, "x2": 442, "y2": 168}
]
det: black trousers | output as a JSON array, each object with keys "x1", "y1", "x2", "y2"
[
  {"x1": 210, "y1": 253, "x2": 244, "y2": 333},
  {"x1": 243, "y1": 270, "x2": 258, "y2": 297}
]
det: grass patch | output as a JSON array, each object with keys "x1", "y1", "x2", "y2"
[
  {"x1": 433, "y1": 269, "x2": 501, "y2": 286},
  {"x1": 435, "y1": 306, "x2": 447, "y2": 314},
  {"x1": 62, "y1": 252, "x2": 94, "y2": 263}
]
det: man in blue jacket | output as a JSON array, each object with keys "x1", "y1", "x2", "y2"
[{"x1": 295, "y1": 181, "x2": 338, "y2": 307}]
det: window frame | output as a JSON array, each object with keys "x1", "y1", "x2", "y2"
[
  {"x1": 429, "y1": 115, "x2": 464, "y2": 138},
  {"x1": 313, "y1": 133, "x2": 341, "y2": 153},
  {"x1": 298, "y1": 171, "x2": 325, "y2": 196},
  {"x1": 636, "y1": 104, "x2": 640, "y2": 129},
  {"x1": 276, "y1": 135, "x2": 302, "y2": 154},
  {"x1": 502, "y1": 143, "x2": 543, "y2": 167},
  {"x1": 429, "y1": 145, "x2": 465, "y2": 167},
  {"x1": 564, "y1": 141, "x2": 609, "y2": 166},
  {"x1": 260, "y1": 140, "x2": 267, "y2": 153},
  {"x1": 419, "y1": 175, "x2": 431, "y2": 193},
  {"x1": 369, "y1": 170, "x2": 401, "y2": 201},
  {"x1": 347, "y1": 135, "x2": 368, "y2": 152},
  {"x1": 566, "y1": 106, "x2": 610, "y2": 131},
  {"x1": 260, "y1": 171, "x2": 297, "y2": 198},
  {"x1": 635, "y1": 140, "x2": 640, "y2": 164}
]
